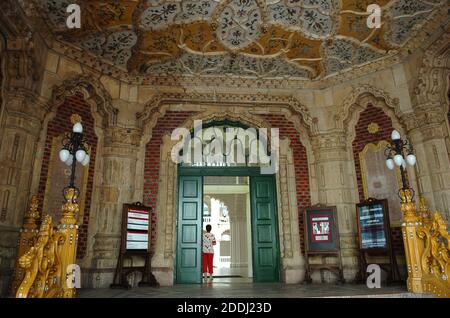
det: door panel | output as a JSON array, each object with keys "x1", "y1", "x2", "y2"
[
  {"x1": 176, "y1": 176, "x2": 203, "y2": 283},
  {"x1": 251, "y1": 176, "x2": 280, "y2": 282}
]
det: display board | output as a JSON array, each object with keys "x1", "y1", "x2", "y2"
[
  {"x1": 111, "y1": 202, "x2": 158, "y2": 288},
  {"x1": 356, "y1": 199, "x2": 390, "y2": 251},
  {"x1": 125, "y1": 206, "x2": 150, "y2": 250},
  {"x1": 356, "y1": 198, "x2": 401, "y2": 283},
  {"x1": 305, "y1": 206, "x2": 339, "y2": 252},
  {"x1": 303, "y1": 205, "x2": 344, "y2": 284}
]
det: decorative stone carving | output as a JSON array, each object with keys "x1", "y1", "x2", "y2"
[
  {"x1": 367, "y1": 122, "x2": 380, "y2": 135},
  {"x1": 401, "y1": 104, "x2": 448, "y2": 136},
  {"x1": 104, "y1": 127, "x2": 142, "y2": 148},
  {"x1": 9, "y1": 0, "x2": 448, "y2": 88},
  {"x1": 339, "y1": 84, "x2": 401, "y2": 131},
  {"x1": 413, "y1": 28, "x2": 450, "y2": 110},
  {"x1": 136, "y1": 91, "x2": 313, "y2": 137},
  {"x1": 278, "y1": 138, "x2": 295, "y2": 259},
  {"x1": 51, "y1": 74, "x2": 118, "y2": 128}
]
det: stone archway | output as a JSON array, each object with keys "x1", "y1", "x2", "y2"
[
  {"x1": 139, "y1": 106, "x2": 310, "y2": 286},
  {"x1": 31, "y1": 74, "x2": 118, "y2": 265}
]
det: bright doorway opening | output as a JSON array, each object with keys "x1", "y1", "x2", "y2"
[{"x1": 203, "y1": 176, "x2": 252, "y2": 283}]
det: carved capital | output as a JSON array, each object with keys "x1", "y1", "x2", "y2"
[
  {"x1": 311, "y1": 132, "x2": 347, "y2": 151},
  {"x1": 402, "y1": 104, "x2": 448, "y2": 133},
  {"x1": 51, "y1": 75, "x2": 118, "y2": 128},
  {"x1": 2, "y1": 90, "x2": 49, "y2": 134},
  {"x1": 104, "y1": 126, "x2": 143, "y2": 148}
]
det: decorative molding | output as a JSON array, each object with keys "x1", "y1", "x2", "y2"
[
  {"x1": 338, "y1": 84, "x2": 406, "y2": 145},
  {"x1": 51, "y1": 74, "x2": 118, "y2": 128},
  {"x1": 278, "y1": 137, "x2": 295, "y2": 259},
  {"x1": 367, "y1": 122, "x2": 380, "y2": 135},
  {"x1": 401, "y1": 104, "x2": 448, "y2": 133},
  {"x1": 103, "y1": 127, "x2": 142, "y2": 148},
  {"x1": 5, "y1": 0, "x2": 446, "y2": 89},
  {"x1": 340, "y1": 84, "x2": 401, "y2": 129},
  {"x1": 413, "y1": 27, "x2": 450, "y2": 111},
  {"x1": 137, "y1": 91, "x2": 314, "y2": 141},
  {"x1": 311, "y1": 132, "x2": 347, "y2": 151}
]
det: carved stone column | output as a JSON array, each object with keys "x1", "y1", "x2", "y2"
[
  {"x1": 276, "y1": 138, "x2": 304, "y2": 283},
  {"x1": 88, "y1": 127, "x2": 142, "y2": 288},
  {"x1": 229, "y1": 199, "x2": 247, "y2": 274},
  {"x1": 0, "y1": 37, "x2": 47, "y2": 296},
  {"x1": 310, "y1": 132, "x2": 360, "y2": 282},
  {"x1": 403, "y1": 105, "x2": 450, "y2": 221}
]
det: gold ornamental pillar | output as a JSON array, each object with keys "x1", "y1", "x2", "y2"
[
  {"x1": 10, "y1": 196, "x2": 40, "y2": 295},
  {"x1": 58, "y1": 188, "x2": 80, "y2": 298},
  {"x1": 399, "y1": 189, "x2": 424, "y2": 293}
]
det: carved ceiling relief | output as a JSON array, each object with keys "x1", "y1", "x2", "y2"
[{"x1": 34, "y1": 0, "x2": 446, "y2": 81}]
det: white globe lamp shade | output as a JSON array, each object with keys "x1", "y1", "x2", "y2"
[
  {"x1": 386, "y1": 158, "x2": 395, "y2": 170},
  {"x1": 393, "y1": 154, "x2": 403, "y2": 166},
  {"x1": 391, "y1": 130, "x2": 401, "y2": 141},
  {"x1": 59, "y1": 149, "x2": 70, "y2": 162},
  {"x1": 76, "y1": 149, "x2": 86, "y2": 162},
  {"x1": 65, "y1": 154, "x2": 73, "y2": 166},
  {"x1": 81, "y1": 154, "x2": 90, "y2": 166},
  {"x1": 73, "y1": 122, "x2": 83, "y2": 133},
  {"x1": 401, "y1": 159, "x2": 407, "y2": 169},
  {"x1": 407, "y1": 154, "x2": 416, "y2": 166}
]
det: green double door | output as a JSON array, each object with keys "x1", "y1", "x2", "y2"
[{"x1": 176, "y1": 175, "x2": 280, "y2": 283}]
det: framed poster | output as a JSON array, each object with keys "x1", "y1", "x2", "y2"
[
  {"x1": 356, "y1": 198, "x2": 401, "y2": 283},
  {"x1": 112, "y1": 202, "x2": 159, "y2": 288},
  {"x1": 304, "y1": 206, "x2": 339, "y2": 252},
  {"x1": 356, "y1": 198, "x2": 391, "y2": 251},
  {"x1": 122, "y1": 203, "x2": 151, "y2": 251},
  {"x1": 303, "y1": 205, "x2": 344, "y2": 283}
]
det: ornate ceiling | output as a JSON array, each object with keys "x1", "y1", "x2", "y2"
[{"x1": 37, "y1": 0, "x2": 446, "y2": 81}]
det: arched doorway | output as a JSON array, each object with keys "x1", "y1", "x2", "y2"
[{"x1": 174, "y1": 121, "x2": 281, "y2": 284}]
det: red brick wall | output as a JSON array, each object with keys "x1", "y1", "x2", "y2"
[
  {"x1": 38, "y1": 93, "x2": 98, "y2": 259},
  {"x1": 143, "y1": 111, "x2": 195, "y2": 254},
  {"x1": 351, "y1": 103, "x2": 404, "y2": 254},
  {"x1": 143, "y1": 112, "x2": 311, "y2": 254},
  {"x1": 261, "y1": 115, "x2": 311, "y2": 253}
]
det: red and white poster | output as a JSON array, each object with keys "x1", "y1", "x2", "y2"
[
  {"x1": 126, "y1": 208, "x2": 149, "y2": 250},
  {"x1": 310, "y1": 214, "x2": 331, "y2": 243}
]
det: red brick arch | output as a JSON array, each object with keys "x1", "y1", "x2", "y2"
[
  {"x1": 37, "y1": 93, "x2": 98, "y2": 259},
  {"x1": 351, "y1": 103, "x2": 404, "y2": 255}
]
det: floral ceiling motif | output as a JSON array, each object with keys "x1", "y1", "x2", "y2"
[{"x1": 36, "y1": 0, "x2": 446, "y2": 80}]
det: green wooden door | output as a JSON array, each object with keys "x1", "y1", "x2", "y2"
[
  {"x1": 176, "y1": 176, "x2": 203, "y2": 283},
  {"x1": 250, "y1": 176, "x2": 280, "y2": 282}
]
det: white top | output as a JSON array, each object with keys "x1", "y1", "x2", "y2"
[{"x1": 202, "y1": 232, "x2": 216, "y2": 254}]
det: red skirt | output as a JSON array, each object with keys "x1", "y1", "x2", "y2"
[{"x1": 202, "y1": 253, "x2": 214, "y2": 274}]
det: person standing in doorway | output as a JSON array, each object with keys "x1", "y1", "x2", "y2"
[{"x1": 202, "y1": 224, "x2": 216, "y2": 283}]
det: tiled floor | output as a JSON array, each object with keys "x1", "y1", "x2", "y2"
[{"x1": 77, "y1": 281, "x2": 430, "y2": 298}]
